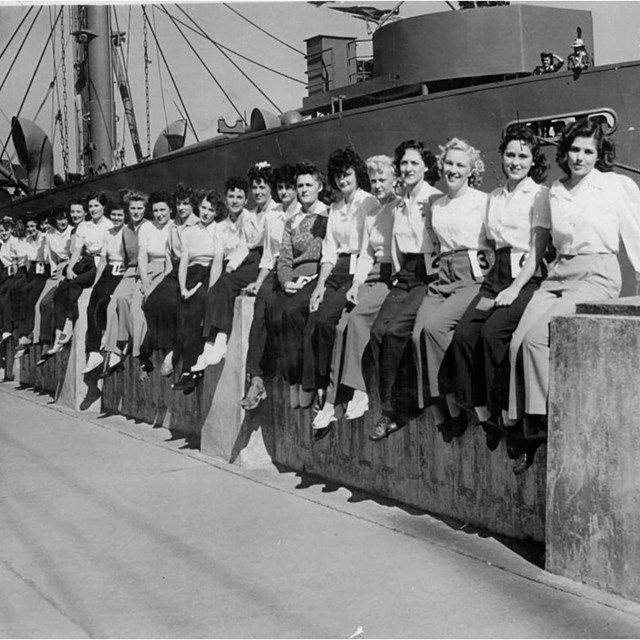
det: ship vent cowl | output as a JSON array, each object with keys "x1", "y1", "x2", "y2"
[
  {"x1": 11, "y1": 117, "x2": 54, "y2": 195},
  {"x1": 153, "y1": 120, "x2": 187, "y2": 159}
]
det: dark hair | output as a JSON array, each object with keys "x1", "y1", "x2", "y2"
[
  {"x1": 37, "y1": 209, "x2": 52, "y2": 229},
  {"x1": 224, "y1": 176, "x2": 250, "y2": 197},
  {"x1": 1, "y1": 215, "x2": 15, "y2": 231},
  {"x1": 499, "y1": 123, "x2": 549, "y2": 184},
  {"x1": 148, "y1": 191, "x2": 173, "y2": 210},
  {"x1": 24, "y1": 212, "x2": 38, "y2": 227},
  {"x1": 86, "y1": 191, "x2": 112, "y2": 217},
  {"x1": 327, "y1": 146, "x2": 370, "y2": 193},
  {"x1": 394, "y1": 139, "x2": 440, "y2": 186},
  {"x1": 52, "y1": 204, "x2": 68, "y2": 219},
  {"x1": 198, "y1": 189, "x2": 227, "y2": 223},
  {"x1": 556, "y1": 118, "x2": 615, "y2": 176},
  {"x1": 247, "y1": 162, "x2": 275, "y2": 193},
  {"x1": 67, "y1": 197, "x2": 86, "y2": 213},
  {"x1": 274, "y1": 163, "x2": 297, "y2": 191},
  {"x1": 173, "y1": 183, "x2": 199, "y2": 212},
  {"x1": 294, "y1": 160, "x2": 324, "y2": 187}
]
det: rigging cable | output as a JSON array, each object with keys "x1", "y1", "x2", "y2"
[
  {"x1": 0, "y1": 6, "x2": 43, "y2": 97},
  {"x1": 176, "y1": 5, "x2": 283, "y2": 113},
  {"x1": 151, "y1": 6, "x2": 170, "y2": 133},
  {"x1": 111, "y1": 5, "x2": 127, "y2": 153},
  {"x1": 143, "y1": 10, "x2": 151, "y2": 156},
  {"x1": 160, "y1": 7, "x2": 244, "y2": 122},
  {"x1": 141, "y1": 6, "x2": 200, "y2": 143},
  {"x1": 158, "y1": 7, "x2": 304, "y2": 85},
  {"x1": 0, "y1": 6, "x2": 33, "y2": 63},
  {"x1": 222, "y1": 3, "x2": 305, "y2": 56},
  {"x1": 0, "y1": 7, "x2": 63, "y2": 165}
]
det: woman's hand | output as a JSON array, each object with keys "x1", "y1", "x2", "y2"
[
  {"x1": 494, "y1": 284, "x2": 522, "y2": 307},
  {"x1": 346, "y1": 282, "x2": 360, "y2": 306},
  {"x1": 283, "y1": 281, "x2": 298, "y2": 296},
  {"x1": 244, "y1": 281, "x2": 261, "y2": 296},
  {"x1": 66, "y1": 266, "x2": 76, "y2": 280},
  {"x1": 309, "y1": 284, "x2": 325, "y2": 312}
]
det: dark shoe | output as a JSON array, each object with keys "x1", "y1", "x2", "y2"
[
  {"x1": 138, "y1": 355, "x2": 154, "y2": 373},
  {"x1": 436, "y1": 420, "x2": 454, "y2": 443},
  {"x1": 36, "y1": 351, "x2": 56, "y2": 366},
  {"x1": 172, "y1": 373, "x2": 195, "y2": 392},
  {"x1": 513, "y1": 439, "x2": 545, "y2": 475},
  {"x1": 505, "y1": 421, "x2": 524, "y2": 460},
  {"x1": 241, "y1": 378, "x2": 267, "y2": 411},
  {"x1": 312, "y1": 425, "x2": 333, "y2": 442},
  {"x1": 369, "y1": 415, "x2": 399, "y2": 441},
  {"x1": 450, "y1": 411, "x2": 468, "y2": 438},
  {"x1": 480, "y1": 419, "x2": 502, "y2": 452}
]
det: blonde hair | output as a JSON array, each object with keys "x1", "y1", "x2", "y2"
[
  {"x1": 438, "y1": 137, "x2": 485, "y2": 188},
  {"x1": 365, "y1": 154, "x2": 396, "y2": 177}
]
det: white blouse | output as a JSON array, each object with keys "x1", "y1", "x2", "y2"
[
  {"x1": 25, "y1": 234, "x2": 47, "y2": 263},
  {"x1": 549, "y1": 169, "x2": 640, "y2": 277},
  {"x1": 353, "y1": 194, "x2": 399, "y2": 284},
  {"x1": 212, "y1": 218, "x2": 245, "y2": 265},
  {"x1": 139, "y1": 220, "x2": 172, "y2": 261},
  {"x1": 486, "y1": 177, "x2": 551, "y2": 252},
  {"x1": 236, "y1": 206, "x2": 267, "y2": 250},
  {"x1": 169, "y1": 214, "x2": 199, "y2": 262},
  {"x1": 259, "y1": 202, "x2": 288, "y2": 271},
  {"x1": 102, "y1": 227, "x2": 126, "y2": 263},
  {"x1": 431, "y1": 187, "x2": 490, "y2": 253},
  {"x1": 45, "y1": 227, "x2": 72, "y2": 265},
  {"x1": 321, "y1": 188, "x2": 379, "y2": 265},
  {"x1": 75, "y1": 217, "x2": 113, "y2": 254},
  {"x1": 0, "y1": 236, "x2": 28, "y2": 268},
  {"x1": 392, "y1": 181, "x2": 442, "y2": 271}
]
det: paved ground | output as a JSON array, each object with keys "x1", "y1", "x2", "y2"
[{"x1": 2, "y1": 383, "x2": 640, "y2": 639}]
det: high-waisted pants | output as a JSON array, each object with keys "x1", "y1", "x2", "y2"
[
  {"x1": 85, "y1": 265, "x2": 123, "y2": 353},
  {"x1": 53, "y1": 264, "x2": 97, "y2": 331},
  {"x1": 140, "y1": 263, "x2": 180, "y2": 357},
  {"x1": 18, "y1": 264, "x2": 49, "y2": 339}
]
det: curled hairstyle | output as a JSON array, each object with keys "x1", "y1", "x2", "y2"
[
  {"x1": 294, "y1": 160, "x2": 324, "y2": 187},
  {"x1": 247, "y1": 161, "x2": 275, "y2": 193},
  {"x1": 365, "y1": 154, "x2": 397, "y2": 177},
  {"x1": 52, "y1": 204, "x2": 68, "y2": 221},
  {"x1": 224, "y1": 176, "x2": 250, "y2": 197},
  {"x1": 85, "y1": 191, "x2": 112, "y2": 217},
  {"x1": 394, "y1": 140, "x2": 439, "y2": 186},
  {"x1": 274, "y1": 163, "x2": 297, "y2": 190},
  {"x1": 24, "y1": 212, "x2": 38, "y2": 227},
  {"x1": 148, "y1": 191, "x2": 173, "y2": 218},
  {"x1": 499, "y1": 123, "x2": 549, "y2": 184},
  {"x1": 556, "y1": 118, "x2": 615, "y2": 176},
  {"x1": 67, "y1": 197, "x2": 86, "y2": 217},
  {"x1": 0, "y1": 215, "x2": 15, "y2": 231},
  {"x1": 198, "y1": 189, "x2": 227, "y2": 223},
  {"x1": 327, "y1": 146, "x2": 370, "y2": 193},
  {"x1": 173, "y1": 183, "x2": 199, "y2": 212},
  {"x1": 438, "y1": 137, "x2": 485, "y2": 188}
]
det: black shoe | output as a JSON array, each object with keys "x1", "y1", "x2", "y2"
[
  {"x1": 138, "y1": 356, "x2": 154, "y2": 373},
  {"x1": 513, "y1": 439, "x2": 545, "y2": 475},
  {"x1": 172, "y1": 373, "x2": 195, "y2": 392},
  {"x1": 36, "y1": 351, "x2": 55, "y2": 367},
  {"x1": 312, "y1": 425, "x2": 333, "y2": 442},
  {"x1": 481, "y1": 419, "x2": 502, "y2": 452},
  {"x1": 505, "y1": 421, "x2": 524, "y2": 459},
  {"x1": 436, "y1": 420, "x2": 454, "y2": 443},
  {"x1": 450, "y1": 412, "x2": 468, "y2": 438},
  {"x1": 369, "y1": 415, "x2": 399, "y2": 441}
]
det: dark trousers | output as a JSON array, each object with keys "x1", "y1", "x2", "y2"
[
  {"x1": 364, "y1": 254, "x2": 428, "y2": 418},
  {"x1": 203, "y1": 248, "x2": 262, "y2": 338},
  {"x1": 176, "y1": 264, "x2": 210, "y2": 374},
  {"x1": 301, "y1": 256, "x2": 353, "y2": 391},
  {"x1": 53, "y1": 267, "x2": 97, "y2": 331},
  {"x1": 140, "y1": 266, "x2": 180, "y2": 356},
  {"x1": 0, "y1": 268, "x2": 28, "y2": 332},
  {"x1": 85, "y1": 269, "x2": 123, "y2": 352},
  {"x1": 279, "y1": 279, "x2": 317, "y2": 385},
  {"x1": 246, "y1": 272, "x2": 281, "y2": 380},
  {"x1": 38, "y1": 285, "x2": 58, "y2": 344},
  {"x1": 18, "y1": 267, "x2": 48, "y2": 338},
  {"x1": 438, "y1": 249, "x2": 541, "y2": 413}
]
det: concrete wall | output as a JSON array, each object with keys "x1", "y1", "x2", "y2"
[{"x1": 546, "y1": 297, "x2": 640, "y2": 602}]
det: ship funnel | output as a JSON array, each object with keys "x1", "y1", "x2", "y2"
[
  {"x1": 250, "y1": 108, "x2": 281, "y2": 132},
  {"x1": 11, "y1": 117, "x2": 54, "y2": 195},
  {"x1": 281, "y1": 110, "x2": 304, "y2": 126},
  {"x1": 152, "y1": 119, "x2": 187, "y2": 159}
]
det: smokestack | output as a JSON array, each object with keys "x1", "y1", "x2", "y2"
[
  {"x1": 153, "y1": 120, "x2": 187, "y2": 159},
  {"x1": 11, "y1": 117, "x2": 54, "y2": 195}
]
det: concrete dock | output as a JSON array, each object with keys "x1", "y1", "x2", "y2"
[{"x1": 1, "y1": 383, "x2": 640, "y2": 638}]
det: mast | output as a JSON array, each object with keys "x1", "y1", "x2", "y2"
[{"x1": 85, "y1": 5, "x2": 115, "y2": 174}]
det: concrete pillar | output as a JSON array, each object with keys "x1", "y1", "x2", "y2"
[{"x1": 546, "y1": 296, "x2": 640, "y2": 601}]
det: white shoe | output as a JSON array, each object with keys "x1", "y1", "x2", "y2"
[
  {"x1": 82, "y1": 352, "x2": 104, "y2": 374},
  {"x1": 205, "y1": 340, "x2": 227, "y2": 366},
  {"x1": 190, "y1": 355, "x2": 207, "y2": 373},
  {"x1": 107, "y1": 352, "x2": 122, "y2": 369},
  {"x1": 312, "y1": 403, "x2": 344, "y2": 429},
  {"x1": 345, "y1": 391, "x2": 370, "y2": 420},
  {"x1": 289, "y1": 384, "x2": 300, "y2": 409}
]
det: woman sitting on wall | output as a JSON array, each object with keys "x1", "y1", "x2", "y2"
[
  {"x1": 411, "y1": 137, "x2": 491, "y2": 442},
  {"x1": 171, "y1": 190, "x2": 239, "y2": 393},
  {"x1": 364, "y1": 140, "x2": 441, "y2": 441},
  {"x1": 34, "y1": 205, "x2": 74, "y2": 348},
  {"x1": 312, "y1": 154, "x2": 400, "y2": 437},
  {"x1": 276, "y1": 161, "x2": 329, "y2": 409},
  {"x1": 241, "y1": 163, "x2": 300, "y2": 410},
  {"x1": 437, "y1": 124, "x2": 550, "y2": 452},
  {"x1": 302, "y1": 147, "x2": 378, "y2": 411},
  {"x1": 139, "y1": 184, "x2": 199, "y2": 376},
  {"x1": 508, "y1": 118, "x2": 640, "y2": 472},
  {"x1": 81, "y1": 200, "x2": 127, "y2": 374},
  {"x1": 14, "y1": 212, "x2": 51, "y2": 357},
  {"x1": 38, "y1": 192, "x2": 113, "y2": 363},
  {"x1": 0, "y1": 216, "x2": 28, "y2": 345}
]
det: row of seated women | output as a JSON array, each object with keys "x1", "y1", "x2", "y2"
[{"x1": 1, "y1": 119, "x2": 638, "y2": 476}]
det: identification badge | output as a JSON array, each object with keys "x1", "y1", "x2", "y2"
[
  {"x1": 111, "y1": 263, "x2": 124, "y2": 276},
  {"x1": 468, "y1": 249, "x2": 492, "y2": 280},
  {"x1": 349, "y1": 253, "x2": 358, "y2": 275},
  {"x1": 7, "y1": 264, "x2": 17, "y2": 276},
  {"x1": 509, "y1": 250, "x2": 526, "y2": 278},
  {"x1": 423, "y1": 251, "x2": 440, "y2": 277},
  {"x1": 35, "y1": 262, "x2": 45, "y2": 275}
]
